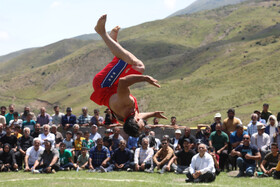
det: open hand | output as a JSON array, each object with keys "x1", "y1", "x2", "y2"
[{"x1": 145, "y1": 76, "x2": 160, "y2": 88}]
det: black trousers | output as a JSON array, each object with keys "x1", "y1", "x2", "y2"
[{"x1": 186, "y1": 171, "x2": 216, "y2": 183}]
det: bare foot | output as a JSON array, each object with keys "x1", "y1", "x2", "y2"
[
  {"x1": 95, "y1": 14, "x2": 107, "y2": 35},
  {"x1": 110, "y1": 26, "x2": 120, "y2": 42}
]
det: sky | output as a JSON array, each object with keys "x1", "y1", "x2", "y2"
[{"x1": 0, "y1": 0, "x2": 196, "y2": 56}]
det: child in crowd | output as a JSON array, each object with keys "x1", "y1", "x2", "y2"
[{"x1": 76, "y1": 147, "x2": 89, "y2": 170}]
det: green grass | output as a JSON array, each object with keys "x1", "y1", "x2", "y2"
[{"x1": 0, "y1": 171, "x2": 279, "y2": 187}]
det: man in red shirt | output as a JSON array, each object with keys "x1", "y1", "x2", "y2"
[{"x1": 91, "y1": 14, "x2": 167, "y2": 137}]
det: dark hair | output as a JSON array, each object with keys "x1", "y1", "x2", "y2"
[
  {"x1": 123, "y1": 116, "x2": 140, "y2": 137},
  {"x1": 227, "y1": 108, "x2": 235, "y2": 113},
  {"x1": 263, "y1": 103, "x2": 269, "y2": 107},
  {"x1": 53, "y1": 105, "x2": 59, "y2": 109},
  {"x1": 13, "y1": 111, "x2": 19, "y2": 116},
  {"x1": 60, "y1": 142, "x2": 66, "y2": 147},
  {"x1": 84, "y1": 131, "x2": 89, "y2": 135},
  {"x1": 77, "y1": 131, "x2": 83, "y2": 135},
  {"x1": 0, "y1": 106, "x2": 6, "y2": 110},
  {"x1": 271, "y1": 142, "x2": 278, "y2": 148},
  {"x1": 171, "y1": 116, "x2": 176, "y2": 119}
]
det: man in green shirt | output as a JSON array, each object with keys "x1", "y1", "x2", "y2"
[
  {"x1": 5, "y1": 104, "x2": 18, "y2": 125},
  {"x1": 261, "y1": 103, "x2": 272, "y2": 122},
  {"x1": 82, "y1": 131, "x2": 95, "y2": 150},
  {"x1": 209, "y1": 124, "x2": 229, "y2": 171},
  {"x1": 59, "y1": 142, "x2": 76, "y2": 171}
]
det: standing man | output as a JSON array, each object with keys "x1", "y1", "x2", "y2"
[
  {"x1": 51, "y1": 106, "x2": 64, "y2": 126},
  {"x1": 261, "y1": 103, "x2": 272, "y2": 122},
  {"x1": 36, "y1": 107, "x2": 52, "y2": 126},
  {"x1": 222, "y1": 108, "x2": 242, "y2": 136},
  {"x1": 5, "y1": 104, "x2": 17, "y2": 125},
  {"x1": 90, "y1": 14, "x2": 167, "y2": 137},
  {"x1": 20, "y1": 106, "x2": 36, "y2": 121},
  {"x1": 61, "y1": 107, "x2": 77, "y2": 130},
  {"x1": 77, "y1": 107, "x2": 92, "y2": 127},
  {"x1": 90, "y1": 109, "x2": 104, "y2": 127}
]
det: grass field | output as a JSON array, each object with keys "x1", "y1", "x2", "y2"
[{"x1": 0, "y1": 170, "x2": 279, "y2": 187}]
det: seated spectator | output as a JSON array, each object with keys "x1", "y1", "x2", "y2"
[
  {"x1": 22, "y1": 113, "x2": 36, "y2": 133},
  {"x1": 132, "y1": 138, "x2": 154, "y2": 172},
  {"x1": 153, "y1": 139, "x2": 174, "y2": 174},
  {"x1": 260, "y1": 143, "x2": 279, "y2": 177},
  {"x1": 0, "y1": 114, "x2": 6, "y2": 129},
  {"x1": 89, "y1": 125, "x2": 101, "y2": 144},
  {"x1": 196, "y1": 125, "x2": 211, "y2": 146},
  {"x1": 31, "y1": 140, "x2": 59, "y2": 173},
  {"x1": 90, "y1": 109, "x2": 104, "y2": 127},
  {"x1": 210, "y1": 113, "x2": 222, "y2": 132},
  {"x1": 229, "y1": 124, "x2": 248, "y2": 170},
  {"x1": 82, "y1": 131, "x2": 95, "y2": 150},
  {"x1": 63, "y1": 131, "x2": 74, "y2": 153},
  {"x1": 103, "y1": 108, "x2": 119, "y2": 129},
  {"x1": 110, "y1": 127, "x2": 124, "y2": 151},
  {"x1": 20, "y1": 106, "x2": 36, "y2": 121},
  {"x1": 171, "y1": 129, "x2": 182, "y2": 152},
  {"x1": 59, "y1": 142, "x2": 76, "y2": 171},
  {"x1": 272, "y1": 123, "x2": 280, "y2": 151},
  {"x1": 261, "y1": 103, "x2": 272, "y2": 123},
  {"x1": 61, "y1": 107, "x2": 76, "y2": 130},
  {"x1": 24, "y1": 138, "x2": 44, "y2": 171},
  {"x1": 36, "y1": 107, "x2": 52, "y2": 126},
  {"x1": 77, "y1": 107, "x2": 92, "y2": 127},
  {"x1": 208, "y1": 146, "x2": 220, "y2": 175},
  {"x1": 247, "y1": 113, "x2": 261, "y2": 137},
  {"x1": 9, "y1": 112, "x2": 23, "y2": 129},
  {"x1": 185, "y1": 143, "x2": 216, "y2": 183},
  {"x1": 74, "y1": 131, "x2": 85, "y2": 159},
  {"x1": 107, "y1": 140, "x2": 132, "y2": 172},
  {"x1": 77, "y1": 147, "x2": 89, "y2": 170},
  {"x1": 265, "y1": 115, "x2": 278, "y2": 142},
  {"x1": 0, "y1": 126, "x2": 18, "y2": 152},
  {"x1": 38, "y1": 124, "x2": 55, "y2": 148},
  {"x1": 138, "y1": 126, "x2": 155, "y2": 149},
  {"x1": 0, "y1": 143, "x2": 18, "y2": 172},
  {"x1": 252, "y1": 110, "x2": 266, "y2": 124},
  {"x1": 50, "y1": 125, "x2": 63, "y2": 148},
  {"x1": 0, "y1": 123, "x2": 6, "y2": 139},
  {"x1": 30, "y1": 123, "x2": 41, "y2": 138},
  {"x1": 72, "y1": 124, "x2": 80, "y2": 140},
  {"x1": 209, "y1": 123, "x2": 229, "y2": 171},
  {"x1": 88, "y1": 138, "x2": 111, "y2": 172},
  {"x1": 167, "y1": 138, "x2": 195, "y2": 174},
  {"x1": 231, "y1": 135, "x2": 261, "y2": 177},
  {"x1": 51, "y1": 106, "x2": 64, "y2": 126},
  {"x1": 274, "y1": 156, "x2": 280, "y2": 179},
  {"x1": 179, "y1": 127, "x2": 196, "y2": 150},
  {"x1": 127, "y1": 135, "x2": 139, "y2": 153},
  {"x1": 18, "y1": 127, "x2": 33, "y2": 169},
  {"x1": 103, "y1": 129, "x2": 113, "y2": 151},
  {"x1": 222, "y1": 108, "x2": 242, "y2": 136},
  {"x1": 12, "y1": 125, "x2": 22, "y2": 139},
  {"x1": 150, "y1": 131, "x2": 160, "y2": 152},
  {"x1": 251, "y1": 124, "x2": 270, "y2": 160}
]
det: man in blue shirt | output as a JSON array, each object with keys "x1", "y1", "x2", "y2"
[
  {"x1": 61, "y1": 107, "x2": 77, "y2": 130},
  {"x1": 88, "y1": 138, "x2": 111, "y2": 172},
  {"x1": 107, "y1": 139, "x2": 132, "y2": 171}
]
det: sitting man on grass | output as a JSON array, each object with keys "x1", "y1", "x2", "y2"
[
  {"x1": 24, "y1": 138, "x2": 44, "y2": 172},
  {"x1": 77, "y1": 147, "x2": 89, "y2": 170},
  {"x1": 32, "y1": 140, "x2": 59, "y2": 174},
  {"x1": 231, "y1": 134, "x2": 261, "y2": 177},
  {"x1": 185, "y1": 143, "x2": 216, "y2": 183},
  {"x1": 88, "y1": 138, "x2": 111, "y2": 172},
  {"x1": 153, "y1": 139, "x2": 174, "y2": 174},
  {"x1": 260, "y1": 143, "x2": 279, "y2": 177},
  {"x1": 59, "y1": 142, "x2": 76, "y2": 171}
]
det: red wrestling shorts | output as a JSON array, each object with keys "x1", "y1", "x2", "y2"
[{"x1": 90, "y1": 57, "x2": 142, "y2": 108}]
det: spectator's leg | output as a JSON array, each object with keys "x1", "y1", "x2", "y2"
[
  {"x1": 245, "y1": 165, "x2": 255, "y2": 177},
  {"x1": 123, "y1": 162, "x2": 131, "y2": 170},
  {"x1": 171, "y1": 163, "x2": 179, "y2": 173},
  {"x1": 186, "y1": 172, "x2": 194, "y2": 182},
  {"x1": 52, "y1": 163, "x2": 60, "y2": 172},
  {"x1": 273, "y1": 171, "x2": 280, "y2": 179},
  {"x1": 199, "y1": 171, "x2": 216, "y2": 182},
  {"x1": 106, "y1": 164, "x2": 114, "y2": 172},
  {"x1": 236, "y1": 157, "x2": 245, "y2": 176}
]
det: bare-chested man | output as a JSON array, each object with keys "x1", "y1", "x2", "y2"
[{"x1": 91, "y1": 14, "x2": 167, "y2": 137}]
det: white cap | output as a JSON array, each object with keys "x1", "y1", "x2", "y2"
[
  {"x1": 175, "y1": 129, "x2": 181, "y2": 134},
  {"x1": 214, "y1": 113, "x2": 222, "y2": 118}
]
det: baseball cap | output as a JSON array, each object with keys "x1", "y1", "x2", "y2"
[
  {"x1": 175, "y1": 129, "x2": 181, "y2": 134},
  {"x1": 214, "y1": 113, "x2": 222, "y2": 118},
  {"x1": 66, "y1": 107, "x2": 72, "y2": 112}
]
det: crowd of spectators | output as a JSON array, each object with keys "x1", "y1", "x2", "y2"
[{"x1": 0, "y1": 103, "x2": 280, "y2": 183}]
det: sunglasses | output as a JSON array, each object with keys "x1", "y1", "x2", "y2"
[
  {"x1": 161, "y1": 143, "x2": 167, "y2": 145},
  {"x1": 243, "y1": 137, "x2": 249, "y2": 140}
]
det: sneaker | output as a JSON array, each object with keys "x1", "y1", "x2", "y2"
[
  {"x1": 87, "y1": 169, "x2": 96, "y2": 173},
  {"x1": 65, "y1": 167, "x2": 70, "y2": 171},
  {"x1": 32, "y1": 169, "x2": 40, "y2": 174},
  {"x1": 127, "y1": 168, "x2": 133, "y2": 172},
  {"x1": 100, "y1": 166, "x2": 107, "y2": 173},
  {"x1": 185, "y1": 178, "x2": 192, "y2": 183},
  {"x1": 51, "y1": 169, "x2": 56, "y2": 174},
  {"x1": 14, "y1": 169, "x2": 19, "y2": 172},
  {"x1": 144, "y1": 168, "x2": 154, "y2": 173}
]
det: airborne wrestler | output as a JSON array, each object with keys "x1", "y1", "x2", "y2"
[{"x1": 90, "y1": 14, "x2": 167, "y2": 137}]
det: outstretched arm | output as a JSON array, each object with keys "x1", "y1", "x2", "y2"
[{"x1": 138, "y1": 111, "x2": 167, "y2": 121}]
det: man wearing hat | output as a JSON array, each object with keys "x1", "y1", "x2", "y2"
[
  {"x1": 170, "y1": 129, "x2": 182, "y2": 152},
  {"x1": 61, "y1": 107, "x2": 77, "y2": 130},
  {"x1": 272, "y1": 123, "x2": 280, "y2": 152},
  {"x1": 222, "y1": 108, "x2": 242, "y2": 136},
  {"x1": 231, "y1": 135, "x2": 261, "y2": 177},
  {"x1": 251, "y1": 123, "x2": 270, "y2": 160},
  {"x1": 211, "y1": 113, "x2": 222, "y2": 132}
]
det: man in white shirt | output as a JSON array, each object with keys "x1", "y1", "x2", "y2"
[
  {"x1": 38, "y1": 124, "x2": 55, "y2": 148},
  {"x1": 24, "y1": 138, "x2": 44, "y2": 171},
  {"x1": 247, "y1": 113, "x2": 261, "y2": 137},
  {"x1": 133, "y1": 138, "x2": 154, "y2": 172},
  {"x1": 251, "y1": 123, "x2": 270, "y2": 160},
  {"x1": 51, "y1": 106, "x2": 64, "y2": 126},
  {"x1": 89, "y1": 125, "x2": 102, "y2": 144},
  {"x1": 186, "y1": 143, "x2": 216, "y2": 183}
]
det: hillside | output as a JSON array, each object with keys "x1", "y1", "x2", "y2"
[
  {"x1": 168, "y1": 0, "x2": 248, "y2": 17},
  {"x1": 0, "y1": 0, "x2": 280, "y2": 126}
]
